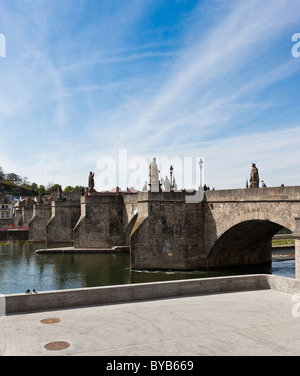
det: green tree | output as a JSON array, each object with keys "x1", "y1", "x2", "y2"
[
  {"x1": 6, "y1": 173, "x2": 22, "y2": 185},
  {"x1": 31, "y1": 182, "x2": 38, "y2": 191},
  {"x1": 38, "y1": 185, "x2": 46, "y2": 194},
  {"x1": 46, "y1": 183, "x2": 60, "y2": 194},
  {"x1": 64, "y1": 186, "x2": 73, "y2": 192},
  {"x1": 21, "y1": 176, "x2": 30, "y2": 187},
  {"x1": 0, "y1": 166, "x2": 5, "y2": 181},
  {"x1": 74, "y1": 185, "x2": 85, "y2": 193}
]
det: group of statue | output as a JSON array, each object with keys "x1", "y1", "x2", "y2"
[
  {"x1": 53, "y1": 160, "x2": 263, "y2": 198},
  {"x1": 162, "y1": 176, "x2": 177, "y2": 191},
  {"x1": 149, "y1": 159, "x2": 265, "y2": 191},
  {"x1": 147, "y1": 157, "x2": 177, "y2": 192}
]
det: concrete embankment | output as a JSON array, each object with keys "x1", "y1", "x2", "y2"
[
  {"x1": 4, "y1": 274, "x2": 300, "y2": 314},
  {"x1": 34, "y1": 245, "x2": 129, "y2": 254},
  {"x1": 35, "y1": 244, "x2": 294, "y2": 254}
]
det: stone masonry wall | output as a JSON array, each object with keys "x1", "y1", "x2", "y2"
[
  {"x1": 22, "y1": 206, "x2": 33, "y2": 227},
  {"x1": 202, "y1": 186, "x2": 300, "y2": 267},
  {"x1": 73, "y1": 194, "x2": 127, "y2": 248},
  {"x1": 0, "y1": 218, "x2": 11, "y2": 226},
  {"x1": 46, "y1": 201, "x2": 81, "y2": 243},
  {"x1": 130, "y1": 191, "x2": 204, "y2": 270},
  {"x1": 13, "y1": 208, "x2": 23, "y2": 226},
  {"x1": 131, "y1": 186, "x2": 300, "y2": 270},
  {"x1": 28, "y1": 204, "x2": 51, "y2": 241}
]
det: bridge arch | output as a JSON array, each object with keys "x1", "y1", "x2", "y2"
[
  {"x1": 205, "y1": 211, "x2": 294, "y2": 268},
  {"x1": 216, "y1": 211, "x2": 294, "y2": 240}
]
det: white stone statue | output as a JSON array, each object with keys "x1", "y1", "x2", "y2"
[
  {"x1": 149, "y1": 157, "x2": 160, "y2": 184},
  {"x1": 163, "y1": 176, "x2": 171, "y2": 192}
]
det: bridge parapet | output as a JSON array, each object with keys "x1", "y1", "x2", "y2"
[{"x1": 205, "y1": 186, "x2": 300, "y2": 202}]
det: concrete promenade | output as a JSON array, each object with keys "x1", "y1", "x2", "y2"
[{"x1": 1, "y1": 275, "x2": 300, "y2": 356}]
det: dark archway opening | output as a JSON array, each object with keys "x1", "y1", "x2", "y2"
[{"x1": 206, "y1": 220, "x2": 284, "y2": 268}]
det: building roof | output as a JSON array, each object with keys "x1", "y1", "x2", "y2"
[
  {"x1": 0, "y1": 193, "x2": 13, "y2": 205},
  {"x1": 107, "y1": 187, "x2": 139, "y2": 194},
  {"x1": 45, "y1": 191, "x2": 82, "y2": 202},
  {"x1": 13, "y1": 197, "x2": 36, "y2": 208}
]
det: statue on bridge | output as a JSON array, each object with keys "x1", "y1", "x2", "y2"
[
  {"x1": 88, "y1": 171, "x2": 95, "y2": 193},
  {"x1": 149, "y1": 157, "x2": 161, "y2": 192},
  {"x1": 163, "y1": 176, "x2": 171, "y2": 192},
  {"x1": 38, "y1": 194, "x2": 44, "y2": 204},
  {"x1": 249, "y1": 163, "x2": 259, "y2": 188},
  {"x1": 57, "y1": 185, "x2": 63, "y2": 200}
]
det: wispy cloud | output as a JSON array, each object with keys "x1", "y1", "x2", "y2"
[
  {"x1": 0, "y1": 0, "x2": 299, "y2": 189},
  {"x1": 168, "y1": 126, "x2": 300, "y2": 189},
  {"x1": 129, "y1": 0, "x2": 300, "y2": 137},
  {"x1": 88, "y1": 0, "x2": 300, "y2": 154}
]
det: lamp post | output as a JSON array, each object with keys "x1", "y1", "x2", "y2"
[
  {"x1": 170, "y1": 165, "x2": 173, "y2": 188},
  {"x1": 199, "y1": 158, "x2": 203, "y2": 189}
]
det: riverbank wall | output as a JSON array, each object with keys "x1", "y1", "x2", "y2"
[
  {"x1": 0, "y1": 229, "x2": 28, "y2": 242},
  {"x1": 4, "y1": 274, "x2": 300, "y2": 314}
]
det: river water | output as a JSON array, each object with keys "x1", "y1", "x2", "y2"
[{"x1": 0, "y1": 242, "x2": 295, "y2": 295}]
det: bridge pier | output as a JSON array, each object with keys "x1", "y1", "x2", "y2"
[
  {"x1": 130, "y1": 191, "x2": 203, "y2": 270},
  {"x1": 21, "y1": 206, "x2": 34, "y2": 227},
  {"x1": 29, "y1": 204, "x2": 51, "y2": 242},
  {"x1": 73, "y1": 194, "x2": 127, "y2": 248},
  {"x1": 295, "y1": 218, "x2": 300, "y2": 280},
  {"x1": 13, "y1": 207, "x2": 23, "y2": 226},
  {"x1": 46, "y1": 201, "x2": 81, "y2": 243}
]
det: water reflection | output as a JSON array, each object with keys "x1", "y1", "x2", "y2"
[{"x1": 0, "y1": 242, "x2": 295, "y2": 295}]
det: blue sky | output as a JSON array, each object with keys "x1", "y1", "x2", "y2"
[{"x1": 0, "y1": 0, "x2": 300, "y2": 190}]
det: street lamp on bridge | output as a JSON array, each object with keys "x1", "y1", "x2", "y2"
[
  {"x1": 199, "y1": 158, "x2": 204, "y2": 189},
  {"x1": 170, "y1": 165, "x2": 174, "y2": 189}
]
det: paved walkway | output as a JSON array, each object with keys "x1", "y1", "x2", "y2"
[{"x1": 1, "y1": 289, "x2": 300, "y2": 356}]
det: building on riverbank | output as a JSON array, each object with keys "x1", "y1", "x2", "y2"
[{"x1": 0, "y1": 193, "x2": 13, "y2": 221}]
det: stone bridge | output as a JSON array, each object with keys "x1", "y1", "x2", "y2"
[
  {"x1": 28, "y1": 185, "x2": 300, "y2": 278},
  {"x1": 130, "y1": 186, "x2": 300, "y2": 277}
]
